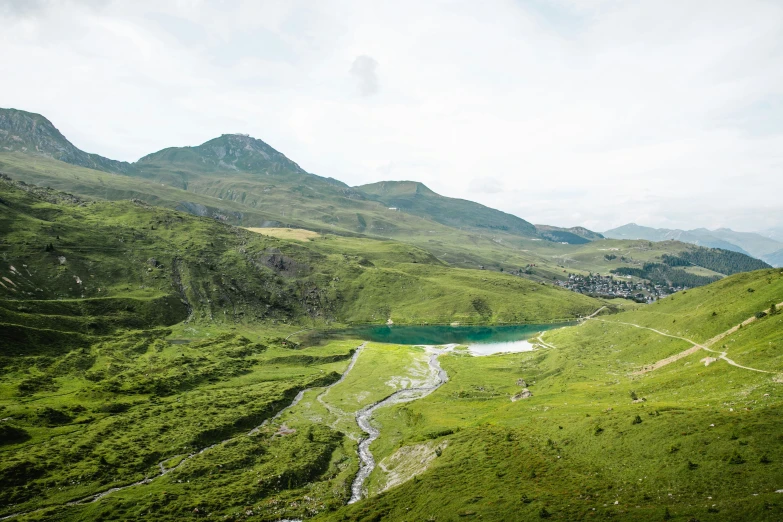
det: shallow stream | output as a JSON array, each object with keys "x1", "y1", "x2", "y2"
[{"x1": 349, "y1": 347, "x2": 451, "y2": 503}]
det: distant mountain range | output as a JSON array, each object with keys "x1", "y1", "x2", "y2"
[
  {"x1": 0, "y1": 107, "x2": 589, "y2": 245},
  {"x1": 0, "y1": 107, "x2": 773, "y2": 280},
  {"x1": 604, "y1": 223, "x2": 783, "y2": 267}
]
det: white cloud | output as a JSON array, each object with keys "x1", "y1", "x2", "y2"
[
  {"x1": 0, "y1": 0, "x2": 782, "y2": 232},
  {"x1": 349, "y1": 55, "x2": 379, "y2": 96}
]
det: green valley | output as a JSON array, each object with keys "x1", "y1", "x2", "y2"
[{"x1": 1, "y1": 110, "x2": 781, "y2": 522}]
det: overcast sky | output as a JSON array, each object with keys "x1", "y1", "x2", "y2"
[{"x1": 2, "y1": 0, "x2": 782, "y2": 232}]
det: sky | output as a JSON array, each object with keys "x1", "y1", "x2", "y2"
[{"x1": 1, "y1": 0, "x2": 782, "y2": 233}]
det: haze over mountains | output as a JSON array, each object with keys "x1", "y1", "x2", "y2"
[{"x1": 605, "y1": 223, "x2": 783, "y2": 267}]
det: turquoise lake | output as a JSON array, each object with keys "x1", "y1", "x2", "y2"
[{"x1": 333, "y1": 322, "x2": 574, "y2": 347}]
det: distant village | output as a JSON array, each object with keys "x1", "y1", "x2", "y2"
[{"x1": 555, "y1": 273, "x2": 685, "y2": 302}]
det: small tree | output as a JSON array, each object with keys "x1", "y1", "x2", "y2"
[{"x1": 770, "y1": 303, "x2": 778, "y2": 316}]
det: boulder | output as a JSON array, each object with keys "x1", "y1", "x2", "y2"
[{"x1": 511, "y1": 388, "x2": 532, "y2": 402}]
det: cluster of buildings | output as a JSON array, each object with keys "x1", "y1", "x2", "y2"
[{"x1": 555, "y1": 273, "x2": 683, "y2": 302}]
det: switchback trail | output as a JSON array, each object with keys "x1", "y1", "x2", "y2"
[
  {"x1": 348, "y1": 346, "x2": 452, "y2": 504},
  {"x1": 0, "y1": 344, "x2": 366, "y2": 521}
]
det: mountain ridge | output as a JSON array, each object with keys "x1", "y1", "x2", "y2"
[
  {"x1": 0, "y1": 108, "x2": 133, "y2": 174},
  {"x1": 604, "y1": 223, "x2": 783, "y2": 267},
  {"x1": 0, "y1": 108, "x2": 547, "y2": 244},
  {"x1": 0, "y1": 107, "x2": 772, "y2": 281}
]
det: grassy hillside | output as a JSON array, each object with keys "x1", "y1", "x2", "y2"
[
  {"x1": 1, "y1": 140, "x2": 768, "y2": 288},
  {"x1": 323, "y1": 268, "x2": 783, "y2": 521},
  {"x1": 1, "y1": 179, "x2": 781, "y2": 520},
  {"x1": 358, "y1": 180, "x2": 538, "y2": 237},
  {"x1": 3, "y1": 146, "x2": 759, "y2": 293},
  {"x1": 0, "y1": 178, "x2": 602, "y2": 521},
  {"x1": 0, "y1": 175, "x2": 601, "y2": 328}
]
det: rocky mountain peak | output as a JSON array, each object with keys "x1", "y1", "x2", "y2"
[{"x1": 0, "y1": 108, "x2": 131, "y2": 174}]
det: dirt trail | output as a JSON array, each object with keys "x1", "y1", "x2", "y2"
[
  {"x1": 534, "y1": 333, "x2": 557, "y2": 350},
  {"x1": 584, "y1": 306, "x2": 608, "y2": 319},
  {"x1": 593, "y1": 300, "x2": 783, "y2": 375},
  {"x1": 0, "y1": 345, "x2": 366, "y2": 521},
  {"x1": 703, "y1": 301, "x2": 783, "y2": 347},
  {"x1": 315, "y1": 343, "x2": 366, "y2": 438}
]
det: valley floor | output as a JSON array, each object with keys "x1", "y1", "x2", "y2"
[{"x1": 2, "y1": 270, "x2": 782, "y2": 521}]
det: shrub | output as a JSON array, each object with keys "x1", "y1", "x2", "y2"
[
  {"x1": 0, "y1": 424, "x2": 30, "y2": 445},
  {"x1": 632, "y1": 415, "x2": 642, "y2": 425},
  {"x1": 35, "y1": 407, "x2": 72, "y2": 426}
]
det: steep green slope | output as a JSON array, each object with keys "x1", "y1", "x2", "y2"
[
  {"x1": 326, "y1": 268, "x2": 783, "y2": 521},
  {"x1": 358, "y1": 180, "x2": 538, "y2": 237},
  {"x1": 0, "y1": 175, "x2": 601, "y2": 327},
  {"x1": 1, "y1": 178, "x2": 781, "y2": 521},
  {"x1": 1, "y1": 108, "x2": 770, "y2": 289}
]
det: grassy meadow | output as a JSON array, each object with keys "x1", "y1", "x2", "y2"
[{"x1": 2, "y1": 171, "x2": 782, "y2": 521}]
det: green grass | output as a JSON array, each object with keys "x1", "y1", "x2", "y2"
[
  {"x1": 2, "y1": 150, "x2": 747, "y2": 288},
  {"x1": 0, "y1": 330, "x2": 355, "y2": 520},
  {"x1": 282, "y1": 343, "x2": 432, "y2": 439},
  {"x1": 604, "y1": 268, "x2": 783, "y2": 342},
  {"x1": 0, "y1": 176, "x2": 602, "y2": 327},
  {"x1": 319, "y1": 270, "x2": 783, "y2": 521},
  {"x1": 2, "y1": 172, "x2": 782, "y2": 520}
]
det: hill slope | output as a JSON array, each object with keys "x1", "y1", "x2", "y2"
[
  {"x1": 535, "y1": 224, "x2": 604, "y2": 244},
  {"x1": 357, "y1": 180, "x2": 538, "y2": 237},
  {"x1": 0, "y1": 108, "x2": 773, "y2": 286},
  {"x1": 0, "y1": 174, "x2": 601, "y2": 327},
  {"x1": 0, "y1": 108, "x2": 132, "y2": 174},
  {"x1": 326, "y1": 268, "x2": 783, "y2": 521}
]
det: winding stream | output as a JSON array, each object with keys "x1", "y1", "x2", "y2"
[{"x1": 349, "y1": 346, "x2": 451, "y2": 504}]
